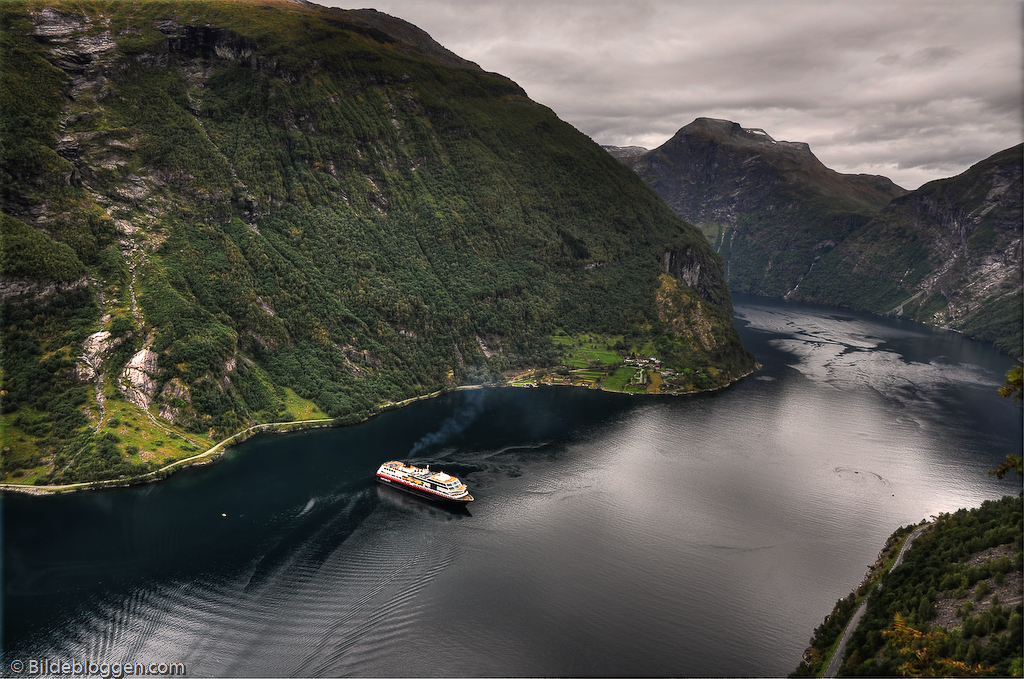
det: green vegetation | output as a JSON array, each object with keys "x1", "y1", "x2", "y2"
[
  {"x1": 601, "y1": 365, "x2": 638, "y2": 391},
  {"x1": 506, "y1": 330, "x2": 747, "y2": 394},
  {"x1": 0, "y1": 0, "x2": 753, "y2": 486},
  {"x1": 990, "y1": 366, "x2": 1023, "y2": 482},
  {"x1": 549, "y1": 332, "x2": 623, "y2": 368},
  {"x1": 794, "y1": 212, "x2": 935, "y2": 314},
  {"x1": 280, "y1": 387, "x2": 328, "y2": 421},
  {"x1": 792, "y1": 497, "x2": 1023, "y2": 677},
  {"x1": 998, "y1": 366, "x2": 1023, "y2": 402},
  {"x1": 840, "y1": 496, "x2": 1023, "y2": 676},
  {"x1": 790, "y1": 523, "x2": 923, "y2": 677},
  {"x1": 0, "y1": 213, "x2": 87, "y2": 282},
  {"x1": 508, "y1": 332, "x2": 627, "y2": 389}
]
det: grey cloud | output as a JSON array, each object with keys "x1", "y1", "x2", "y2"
[
  {"x1": 323, "y1": 0, "x2": 1021, "y2": 190},
  {"x1": 906, "y1": 46, "x2": 962, "y2": 67}
]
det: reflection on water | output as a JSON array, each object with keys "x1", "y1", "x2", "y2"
[
  {"x1": 3, "y1": 296, "x2": 1021, "y2": 676},
  {"x1": 374, "y1": 483, "x2": 473, "y2": 519}
]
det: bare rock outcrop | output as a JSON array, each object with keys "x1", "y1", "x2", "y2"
[
  {"x1": 156, "y1": 378, "x2": 192, "y2": 424},
  {"x1": 120, "y1": 349, "x2": 161, "y2": 410},
  {"x1": 0, "y1": 275, "x2": 89, "y2": 303},
  {"x1": 75, "y1": 330, "x2": 114, "y2": 382},
  {"x1": 663, "y1": 246, "x2": 732, "y2": 313}
]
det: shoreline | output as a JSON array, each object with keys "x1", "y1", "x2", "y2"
[
  {"x1": 510, "y1": 362, "x2": 761, "y2": 396},
  {"x1": 798, "y1": 520, "x2": 930, "y2": 675},
  {"x1": 0, "y1": 367, "x2": 758, "y2": 496},
  {"x1": 0, "y1": 417, "x2": 336, "y2": 496}
]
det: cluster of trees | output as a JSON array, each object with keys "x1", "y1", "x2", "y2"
[
  {"x1": 0, "y1": 214, "x2": 87, "y2": 282},
  {"x1": 790, "y1": 523, "x2": 920, "y2": 677},
  {"x1": 792, "y1": 496, "x2": 1023, "y2": 677},
  {"x1": 841, "y1": 496, "x2": 1021, "y2": 676},
  {"x1": 46, "y1": 432, "x2": 158, "y2": 485},
  {"x1": 1, "y1": 286, "x2": 98, "y2": 476}
]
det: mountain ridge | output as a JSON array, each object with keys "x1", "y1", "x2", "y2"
[
  {"x1": 627, "y1": 118, "x2": 907, "y2": 223},
  {"x1": 616, "y1": 117, "x2": 907, "y2": 300}
]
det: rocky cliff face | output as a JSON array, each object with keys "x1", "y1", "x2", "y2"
[
  {"x1": 662, "y1": 246, "x2": 732, "y2": 315},
  {"x1": 602, "y1": 145, "x2": 648, "y2": 163},
  {"x1": 0, "y1": 0, "x2": 752, "y2": 484},
  {"x1": 796, "y1": 145, "x2": 1023, "y2": 357}
]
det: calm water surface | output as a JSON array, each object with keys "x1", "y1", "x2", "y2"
[{"x1": 4, "y1": 295, "x2": 1022, "y2": 676}]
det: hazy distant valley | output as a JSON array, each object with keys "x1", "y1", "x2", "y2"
[{"x1": 607, "y1": 119, "x2": 1023, "y2": 358}]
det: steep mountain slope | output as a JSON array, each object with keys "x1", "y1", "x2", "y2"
[
  {"x1": 616, "y1": 118, "x2": 1022, "y2": 358},
  {"x1": 622, "y1": 118, "x2": 907, "y2": 298},
  {"x1": 797, "y1": 145, "x2": 1023, "y2": 358},
  {"x1": 0, "y1": 1, "x2": 753, "y2": 485}
]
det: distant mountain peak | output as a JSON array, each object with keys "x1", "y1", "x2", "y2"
[
  {"x1": 601, "y1": 145, "x2": 649, "y2": 162},
  {"x1": 681, "y1": 117, "x2": 775, "y2": 142},
  {"x1": 614, "y1": 116, "x2": 908, "y2": 300},
  {"x1": 673, "y1": 117, "x2": 818, "y2": 162},
  {"x1": 624, "y1": 117, "x2": 905, "y2": 226}
]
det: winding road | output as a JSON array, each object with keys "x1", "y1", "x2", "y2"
[
  {"x1": 822, "y1": 523, "x2": 930, "y2": 677},
  {"x1": 0, "y1": 418, "x2": 335, "y2": 495}
]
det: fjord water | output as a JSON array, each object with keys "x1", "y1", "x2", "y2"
[{"x1": 4, "y1": 296, "x2": 1021, "y2": 676}]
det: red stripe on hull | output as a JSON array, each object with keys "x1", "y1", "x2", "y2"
[{"x1": 376, "y1": 473, "x2": 473, "y2": 504}]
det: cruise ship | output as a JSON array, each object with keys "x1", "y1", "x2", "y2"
[{"x1": 375, "y1": 461, "x2": 474, "y2": 504}]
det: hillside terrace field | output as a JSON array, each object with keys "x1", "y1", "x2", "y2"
[{"x1": 507, "y1": 332, "x2": 729, "y2": 394}]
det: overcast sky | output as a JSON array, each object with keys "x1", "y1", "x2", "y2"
[{"x1": 322, "y1": 0, "x2": 1022, "y2": 190}]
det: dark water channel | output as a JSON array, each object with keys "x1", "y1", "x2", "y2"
[{"x1": 3, "y1": 295, "x2": 1021, "y2": 676}]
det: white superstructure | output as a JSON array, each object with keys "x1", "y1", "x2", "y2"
[{"x1": 376, "y1": 461, "x2": 474, "y2": 503}]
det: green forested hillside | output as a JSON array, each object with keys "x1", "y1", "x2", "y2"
[
  {"x1": 793, "y1": 495, "x2": 1023, "y2": 677},
  {"x1": 0, "y1": 0, "x2": 753, "y2": 486}
]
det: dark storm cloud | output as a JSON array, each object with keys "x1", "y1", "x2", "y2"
[{"x1": 322, "y1": 0, "x2": 1022, "y2": 189}]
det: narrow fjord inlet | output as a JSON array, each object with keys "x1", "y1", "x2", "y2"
[{"x1": 4, "y1": 299, "x2": 1020, "y2": 676}]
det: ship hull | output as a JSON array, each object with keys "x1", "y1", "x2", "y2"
[{"x1": 376, "y1": 475, "x2": 474, "y2": 505}]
